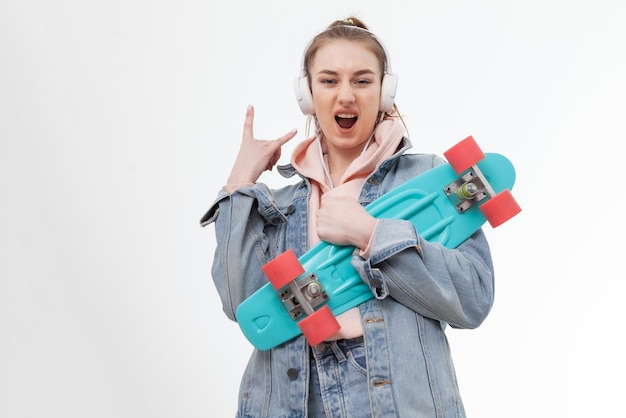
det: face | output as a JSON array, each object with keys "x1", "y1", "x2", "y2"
[{"x1": 309, "y1": 39, "x2": 382, "y2": 156}]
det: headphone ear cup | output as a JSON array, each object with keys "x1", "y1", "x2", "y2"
[
  {"x1": 379, "y1": 73, "x2": 398, "y2": 113},
  {"x1": 294, "y1": 76, "x2": 315, "y2": 115}
]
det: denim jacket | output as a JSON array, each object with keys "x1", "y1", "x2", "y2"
[{"x1": 200, "y1": 138, "x2": 494, "y2": 418}]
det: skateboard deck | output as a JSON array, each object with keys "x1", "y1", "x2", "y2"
[{"x1": 235, "y1": 136, "x2": 520, "y2": 350}]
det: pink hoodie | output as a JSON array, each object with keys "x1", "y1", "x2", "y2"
[
  {"x1": 290, "y1": 118, "x2": 405, "y2": 340},
  {"x1": 291, "y1": 118, "x2": 406, "y2": 248}
]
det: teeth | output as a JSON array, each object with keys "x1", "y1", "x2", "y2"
[{"x1": 336, "y1": 113, "x2": 357, "y2": 118}]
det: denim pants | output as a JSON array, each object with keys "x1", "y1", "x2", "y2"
[{"x1": 308, "y1": 337, "x2": 372, "y2": 418}]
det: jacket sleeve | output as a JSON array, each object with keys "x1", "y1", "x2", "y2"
[
  {"x1": 199, "y1": 184, "x2": 284, "y2": 321},
  {"x1": 351, "y1": 220, "x2": 494, "y2": 328},
  {"x1": 352, "y1": 219, "x2": 494, "y2": 328}
]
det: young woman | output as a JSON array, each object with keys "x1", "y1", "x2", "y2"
[{"x1": 201, "y1": 16, "x2": 494, "y2": 418}]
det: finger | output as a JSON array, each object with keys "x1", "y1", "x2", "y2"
[
  {"x1": 267, "y1": 149, "x2": 281, "y2": 169},
  {"x1": 276, "y1": 128, "x2": 298, "y2": 146},
  {"x1": 264, "y1": 147, "x2": 281, "y2": 171},
  {"x1": 242, "y1": 104, "x2": 254, "y2": 142},
  {"x1": 263, "y1": 129, "x2": 296, "y2": 172}
]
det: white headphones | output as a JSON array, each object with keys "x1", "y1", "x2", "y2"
[{"x1": 294, "y1": 26, "x2": 399, "y2": 116}]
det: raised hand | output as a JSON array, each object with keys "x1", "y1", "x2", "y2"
[{"x1": 226, "y1": 105, "x2": 297, "y2": 185}]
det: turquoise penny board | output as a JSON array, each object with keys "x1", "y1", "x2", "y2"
[{"x1": 236, "y1": 151, "x2": 517, "y2": 350}]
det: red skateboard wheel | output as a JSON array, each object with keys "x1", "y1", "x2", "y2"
[
  {"x1": 298, "y1": 305, "x2": 341, "y2": 346},
  {"x1": 444, "y1": 136, "x2": 485, "y2": 174},
  {"x1": 262, "y1": 249, "x2": 305, "y2": 290},
  {"x1": 480, "y1": 189, "x2": 521, "y2": 228}
]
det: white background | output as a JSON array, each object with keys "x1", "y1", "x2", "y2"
[{"x1": 2, "y1": 1, "x2": 625, "y2": 417}]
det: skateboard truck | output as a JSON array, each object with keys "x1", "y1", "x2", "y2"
[
  {"x1": 277, "y1": 273, "x2": 329, "y2": 320},
  {"x1": 261, "y1": 249, "x2": 342, "y2": 346},
  {"x1": 444, "y1": 165, "x2": 495, "y2": 213}
]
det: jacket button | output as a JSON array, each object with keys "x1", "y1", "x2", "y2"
[
  {"x1": 270, "y1": 217, "x2": 281, "y2": 225},
  {"x1": 287, "y1": 368, "x2": 299, "y2": 380}
]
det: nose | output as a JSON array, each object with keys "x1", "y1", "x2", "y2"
[{"x1": 338, "y1": 84, "x2": 355, "y2": 105}]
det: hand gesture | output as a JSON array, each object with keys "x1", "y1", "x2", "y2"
[{"x1": 226, "y1": 105, "x2": 297, "y2": 185}]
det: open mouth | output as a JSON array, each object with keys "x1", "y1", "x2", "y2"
[{"x1": 335, "y1": 113, "x2": 357, "y2": 129}]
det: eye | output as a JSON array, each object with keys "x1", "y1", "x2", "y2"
[
  {"x1": 354, "y1": 79, "x2": 373, "y2": 86},
  {"x1": 320, "y1": 78, "x2": 337, "y2": 85}
]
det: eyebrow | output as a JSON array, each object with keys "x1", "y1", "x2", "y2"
[{"x1": 315, "y1": 69, "x2": 377, "y2": 77}]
